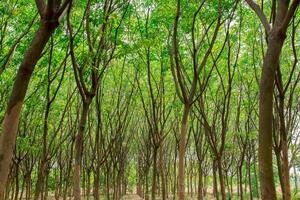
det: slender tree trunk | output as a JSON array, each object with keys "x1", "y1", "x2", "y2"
[
  {"x1": 35, "y1": 102, "x2": 51, "y2": 200},
  {"x1": 293, "y1": 166, "x2": 298, "y2": 193},
  {"x1": 0, "y1": 21, "x2": 57, "y2": 200},
  {"x1": 259, "y1": 29, "x2": 286, "y2": 200},
  {"x1": 14, "y1": 164, "x2": 19, "y2": 200},
  {"x1": 278, "y1": 96, "x2": 291, "y2": 200},
  {"x1": 137, "y1": 167, "x2": 143, "y2": 197},
  {"x1": 159, "y1": 144, "x2": 166, "y2": 200},
  {"x1": 275, "y1": 150, "x2": 285, "y2": 197},
  {"x1": 253, "y1": 152, "x2": 259, "y2": 199},
  {"x1": 173, "y1": 147, "x2": 177, "y2": 200},
  {"x1": 197, "y1": 166, "x2": 203, "y2": 200},
  {"x1": 230, "y1": 175, "x2": 233, "y2": 197},
  {"x1": 19, "y1": 178, "x2": 25, "y2": 200},
  {"x1": 217, "y1": 158, "x2": 226, "y2": 200},
  {"x1": 203, "y1": 175, "x2": 207, "y2": 197},
  {"x1": 281, "y1": 140, "x2": 291, "y2": 200},
  {"x1": 225, "y1": 172, "x2": 231, "y2": 199},
  {"x1": 213, "y1": 160, "x2": 218, "y2": 200},
  {"x1": 106, "y1": 167, "x2": 110, "y2": 200},
  {"x1": 152, "y1": 148, "x2": 157, "y2": 200},
  {"x1": 178, "y1": 104, "x2": 190, "y2": 200},
  {"x1": 73, "y1": 102, "x2": 90, "y2": 200},
  {"x1": 94, "y1": 167, "x2": 100, "y2": 200},
  {"x1": 25, "y1": 173, "x2": 31, "y2": 200},
  {"x1": 43, "y1": 171, "x2": 49, "y2": 200},
  {"x1": 247, "y1": 160, "x2": 253, "y2": 200},
  {"x1": 145, "y1": 173, "x2": 149, "y2": 200},
  {"x1": 239, "y1": 165, "x2": 243, "y2": 200},
  {"x1": 86, "y1": 170, "x2": 91, "y2": 200},
  {"x1": 35, "y1": 160, "x2": 47, "y2": 200}
]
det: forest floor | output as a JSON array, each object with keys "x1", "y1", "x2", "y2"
[
  {"x1": 121, "y1": 194, "x2": 144, "y2": 200},
  {"x1": 120, "y1": 194, "x2": 217, "y2": 200}
]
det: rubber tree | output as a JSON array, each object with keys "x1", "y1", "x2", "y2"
[
  {"x1": 67, "y1": 0, "x2": 128, "y2": 199},
  {"x1": 136, "y1": 14, "x2": 172, "y2": 198},
  {"x1": 33, "y1": 39, "x2": 68, "y2": 200},
  {"x1": 170, "y1": 0, "x2": 223, "y2": 199},
  {"x1": 245, "y1": 0, "x2": 300, "y2": 199},
  {"x1": 272, "y1": 17, "x2": 299, "y2": 200},
  {"x1": 0, "y1": 0, "x2": 71, "y2": 198}
]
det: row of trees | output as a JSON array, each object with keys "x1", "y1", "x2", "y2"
[{"x1": 0, "y1": 0, "x2": 300, "y2": 200}]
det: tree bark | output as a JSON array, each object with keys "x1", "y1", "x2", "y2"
[
  {"x1": 178, "y1": 104, "x2": 190, "y2": 200},
  {"x1": 217, "y1": 157, "x2": 226, "y2": 200},
  {"x1": 247, "y1": 159, "x2": 253, "y2": 200},
  {"x1": 258, "y1": 28, "x2": 286, "y2": 200},
  {"x1": 197, "y1": 166, "x2": 203, "y2": 200},
  {"x1": 239, "y1": 165, "x2": 243, "y2": 200},
  {"x1": 152, "y1": 148, "x2": 157, "y2": 200},
  {"x1": 94, "y1": 167, "x2": 100, "y2": 200},
  {"x1": 73, "y1": 102, "x2": 90, "y2": 200},
  {"x1": 159, "y1": 144, "x2": 166, "y2": 200},
  {"x1": 278, "y1": 96, "x2": 291, "y2": 200},
  {"x1": 212, "y1": 160, "x2": 218, "y2": 200}
]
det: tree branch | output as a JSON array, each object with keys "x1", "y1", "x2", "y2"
[
  {"x1": 245, "y1": 0, "x2": 271, "y2": 32},
  {"x1": 58, "y1": 0, "x2": 72, "y2": 20},
  {"x1": 35, "y1": 0, "x2": 46, "y2": 16},
  {"x1": 281, "y1": 0, "x2": 300, "y2": 32}
]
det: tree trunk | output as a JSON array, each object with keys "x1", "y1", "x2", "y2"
[
  {"x1": 137, "y1": 170, "x2": 143, "y2": 198},
  {"x1": 152, "y1": 148, "x2": 157, "y2": 200},
  {"x1": 239, "y1": 165, "x2": 243, "y2": 200},
  {"x1": 94, "y1": 167, "x2": 100, "y2": 200},
  {"x1": 159, "y1": 144, "x2": 166, "y2": 200},
  {"x1": 281, "y1": 139, "x2": 291, "y2": 200},
  {"x1": 0, "y1": 20, "x2": 57, "y2": 200},
  {"x1": 259, "y1": 29, "x2": 286, "y2": 200},
  {"x1": 293, "y1": 166, "x2": 298, "y2": 193},
  {"x1": 212, "y1": 160, "x2": 218, "y2": 200},
  {"x1": 278, "y1": 96, "x2": 291, "y2": 200},
  {"x1": 247, "y1": 160, "x2": 253, "y2": 200},
  {"x1": 275, "y1": 150, "x2": 285, "y2": 198},
  {"x1": 178, "y1": 104, "x2": 190, "y2": 200},
  {"x1": 197, "y1": 166, "x2": 203, "y2": 200},
  {"x1": 225, "y1": 172, "x2": 231, "y2": 199},
  {"x1": 145, "y1": 173, "x2": 149, "y2": 200},
  {"x1": 106, "y1": 166, "x2": 110, "y2": 200},
  {"x1": 173, "y1": 146, "x2": 177, "y2": 200},
  {"x1": 73, "y1": 102, "x2": 90, "y2": 200},
  {"x1": 35, "y1": 101, "x2": 51, "y2": 200},
  {"x1": 14, "y1": 164, "x2": 19, "y2": 200},
  {"x1": 86, "y1": 170, "x2": 91, "y2": 200},
  {"x1": 217, "y1": 158, "x2": 226, "y2": 200},
  {"x1": 253, "y1": 153, "x2": 259, "y2": 199},
  {"x1": 34, "y1": 160, "x2": 47, "y2": 200}
]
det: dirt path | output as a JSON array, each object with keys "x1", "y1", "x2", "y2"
[{"x1": 121, "y1": 194, "x2": 144, "y2": 200}]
